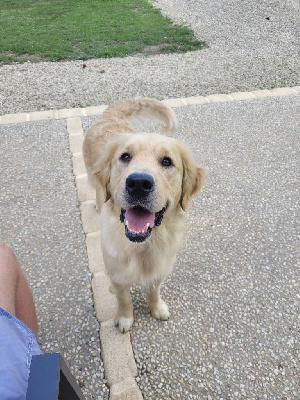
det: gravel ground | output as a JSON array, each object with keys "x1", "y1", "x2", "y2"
[
  {"x1": 82, "y1": 95, "x2": 299, "y2": 399},
  {"x1": 129, "y1": 96, "x2": 299, "y2": 399},
  {"x1": 0, "y1": 0, "x2": 299, "y2": 115},
  {"x1": 0, "y1": 120, "x2": 109, "y2": 399},
  {"x1": 0, "y1": 95, "x2": 298, "y2": 400}
]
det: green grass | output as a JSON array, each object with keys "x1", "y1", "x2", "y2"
[{"x1": 0, "y1": 0, "x2": 205, "y2": 64}]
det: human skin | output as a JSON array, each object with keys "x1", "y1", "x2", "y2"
[{"x1": 0, "y1": 242, "x2": 38, "y2": 339}]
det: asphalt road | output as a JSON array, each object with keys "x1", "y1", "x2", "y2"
[
  {"x1": 0, "y1": 119, "x2": 109, "y2": 399},
  {"x1": 128, "y1": 95, "x2": 300, "y2": 399}
]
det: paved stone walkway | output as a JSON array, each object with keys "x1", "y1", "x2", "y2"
[{"x1": 0, "y1": 88, "x2": 299, "y2": 399}]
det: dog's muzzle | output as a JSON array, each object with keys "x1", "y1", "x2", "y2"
[{"x1": 120, "y1": 172, "x2": 168, "y2": 242}]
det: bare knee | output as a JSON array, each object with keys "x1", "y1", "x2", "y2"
[
  {"x1": 0, "y1": 242, "x2": 19, "y2": 315},
  {"x1": 0, "y1": 242, "x2": 38, "y2": 336},
  {"x1": 0, "y1": 241, "x2": 14, "y2": 255},
  {"x1": 0, "y1": 242, "x2": 19, "y2": 273}
]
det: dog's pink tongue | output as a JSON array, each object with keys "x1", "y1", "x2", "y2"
[{"x1": 125, "y1": 208, "x2": 155, "y2": 232}]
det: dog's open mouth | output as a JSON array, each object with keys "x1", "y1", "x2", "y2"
[{"x1": 120, "y1": 204, "x2": 168, "y2": 243}]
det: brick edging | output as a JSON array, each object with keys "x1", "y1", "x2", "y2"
[
  {"x1": 1, "y1": 86, "x2": 299, "y2": 125},
  {"x1": 67, "y1": 118, "x2": 143, "y2": 400}
]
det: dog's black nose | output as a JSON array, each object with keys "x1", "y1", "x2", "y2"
[{"x1": 126, "y1": 173, "x2": 154, "y2": 198}]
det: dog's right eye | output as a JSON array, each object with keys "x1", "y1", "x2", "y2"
[{"x1": 120, "y1": 152, "x2": 131, "y2": 163}]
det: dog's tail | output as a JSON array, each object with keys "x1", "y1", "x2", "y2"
[{"x1": 101, "y1": 97, "x2": 178, "y2": 133}]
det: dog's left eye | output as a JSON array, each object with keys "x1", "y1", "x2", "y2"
[{"x1": 161, "y1": 157, "x2": 173, "y2": 167}]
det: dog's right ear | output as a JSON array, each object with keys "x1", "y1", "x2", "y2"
[{"x1": 92, "y1": 140, "x2": 120, "y2": 205}]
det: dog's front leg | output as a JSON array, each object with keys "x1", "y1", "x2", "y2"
[
  {"x1": 147, "y1": 280, "x2": 170, "y2": 321},
  {"x1": 112, "y1": 282, "x2": 134, "y2": 333}
]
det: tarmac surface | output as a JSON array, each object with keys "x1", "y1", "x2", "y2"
[
  {"x1": 0, "y1": 119, "x2": 109, "y2": 399},
  {"x1": 0, "y1": 92, "x2": 299, "y2": 399},
  {"x1": 129, "y1": 96, "x2": 300, "y2": 399}
]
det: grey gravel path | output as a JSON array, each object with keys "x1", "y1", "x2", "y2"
[
  {"x1": 129, "y1": 96, "x2": 300, "y2": 399},
  {"x1": 1, "y1": 0, "x2": 299, "y2": 115},
  {"x1": 0, "y1": 120, "x2": 109, "y2": 399},
  {"x1": 81, "y1": 95, "x2": 300, "y2": 399}
]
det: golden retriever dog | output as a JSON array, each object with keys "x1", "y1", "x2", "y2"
[{"x1": 83, "y1": 98, "x2": 204, "y2": 333}]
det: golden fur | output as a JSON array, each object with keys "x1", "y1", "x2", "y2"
[{"x1": 83, "y1": 98, "x2": 204, "y2": 332}]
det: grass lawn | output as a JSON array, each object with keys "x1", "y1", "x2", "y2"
[{"x1": 0, "y1": 0, "x2": 205, "y2": 64}]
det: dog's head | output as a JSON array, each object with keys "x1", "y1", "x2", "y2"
[{"x1": 93, "y1": 133, "x2": 205, "y2": 243}]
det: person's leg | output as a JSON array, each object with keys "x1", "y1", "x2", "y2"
[{"x1": 0, "y1": 242, "x2": 38, "y2": 338}]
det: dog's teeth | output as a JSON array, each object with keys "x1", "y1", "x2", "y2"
[{"x1": 125, "y1": 220, "x2": 128, "y2": 226}]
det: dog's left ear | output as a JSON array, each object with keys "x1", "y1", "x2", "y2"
[{"x1": 179, "y1": 143, "x2": 205, "y2": 211}]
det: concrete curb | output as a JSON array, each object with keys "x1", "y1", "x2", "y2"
[{"x1": 1, "y1": 86, "x2": 299, "y2": 124}]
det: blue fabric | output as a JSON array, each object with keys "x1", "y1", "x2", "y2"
[{"x1": 0, "y1": 308, "x2": 42, "y2": 400}]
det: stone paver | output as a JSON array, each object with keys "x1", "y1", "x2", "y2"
[
  {"x1": 80, "y1": 201, "x2": 100, "y2": 233},
  {"x1": 162, "y1": 98, "x2": 187, "y2": 107},
  {"x1": 57, "y1": 108, "x2": 86, "y2": 119},
  {"x1": 251, "y1": 89, "x2": 277, "y2": 99},
  {"x1": 92, "y1": 272, "x2": 118, "y2": 322},
  {"x1": 85, "y1": 105, "x2": 108, "y2": 116},
  {"x1": 185, "y1": 96, "x2": 210, "y2": 106},
  {"x1": 271, "y1": 87, "x2": 299, "y2": 96},
  {"x1": 85, "y1": 231, "x2": 106, "y2": 274},
  {"x1": 100, "y1": 319, "x2": 137, "y2": 387},
  {"x1": 30, "y1": 110, "x2": 56, "y2": 121},
  {"x1": 67, "y1": 117, "x2": 84, "y2": 134},
  {"x1": 72, "y1": 154, "x2": 86, "y2": 176},
  {"x1": 0, "y1": 113, "x2": 29, "y2": 124},
  {"x1": 206, "y1": 93, "x2": 233, "y2": 103},
  {"x1": 76, "y1": 176, "x2": 96, "y2": 203},
  {"x1": 110, "y1": 378, "x2": 143, "y2": 400},
  {"x1": 229, "y1": 91, "x2": 256, "y2": 101},
  {"x1": 69, "y1": 133, "x2": 84, "y2": 154}
]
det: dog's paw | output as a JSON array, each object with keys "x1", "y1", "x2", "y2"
[
  {"x1": 115, "y1": 316, "x2": 134, "y2": 333},
  {"x1": 150, "y1": 299, "x2": 170, "y2": 321}
]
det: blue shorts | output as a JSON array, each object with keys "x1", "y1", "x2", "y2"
[{"x1": 0, "y1": 307, "x2": 42, "y2": 400}]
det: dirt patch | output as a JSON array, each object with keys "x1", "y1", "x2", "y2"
[
  {"x1": 0, "y1": 52, "x2": 51, "y2": 65},
  {"x1": 142, "y1": 43, "x2": 171, "y2": 55}
]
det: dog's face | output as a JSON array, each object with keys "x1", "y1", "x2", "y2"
[{"x1": 94, "y1": 133, "x2": 204, "y2": 243}]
